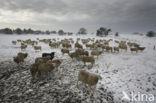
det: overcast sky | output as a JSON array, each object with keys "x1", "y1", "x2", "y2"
[{"x1": 0, "y1": 0, "x2": 156, "y2": 33}]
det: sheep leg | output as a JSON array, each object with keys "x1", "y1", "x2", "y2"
[
  {"x1": 77, "y1": 80, "x2": 79, "y2": 88},
  {"x1": 37, "y1": 71, "x2": 41, "y2": 79}
]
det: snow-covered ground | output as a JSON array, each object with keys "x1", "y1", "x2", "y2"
[{"x1": 0, "y1": 34, "x2": 156, "y2": 103}]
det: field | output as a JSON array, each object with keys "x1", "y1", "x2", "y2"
[{"x1": 0, "y1": 34, "x2": 156, "y2": 103}]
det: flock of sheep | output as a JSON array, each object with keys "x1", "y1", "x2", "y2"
[{"x1": 11, "y1": 37, "x2": 145, "y2": 90}]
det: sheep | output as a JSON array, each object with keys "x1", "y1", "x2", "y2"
[
  {"x1": 68, "y1": 52, "x2": 78, "y2": 59},
  {"x1": 13, "y1": 52, "x2": 28, "y2": 63},
  {"x1": 17, "y1": 39, "x2": 22, "y2": 42},
  {"x1": 12, "y1": 41, "x2": 17, "y2": 45},
  {"x1": 130, "y1": 48, "x2": 138, "y2": 53},
  {"x1": 37, "y1": 62, "x2": 55, "y2": 78},
  {"x1": 61, "y1": 48, "x2": 69, "y2": 55},
  {"x1": 77, "y1": 70, "x2": 102, "y2": 89},
  {"x1": 89, "y1": 44, "x2": 97, "y2": 50},
  {"x1": 115, "y1": 40, "x2": 120, "y2": 43},
  {"x1": 21, "y1": 45, "x2": 27, "y2": 50},
  {"x1": 137, "y1": 47, "x2": 145, "y2": 52},
  {"x1": 86, "y1": 44, "x2": 92, "y2": 48},
  {"x1": 113, "y1": 47, "x2": 119, "y2": 52},
  {"x1": 133, "y1": 43, "x2": 140, "y2": 48},
  {"x1": 34, "y1": 46, "x2": 42, "y2": 51},
  {"x1": 91, "y1": 50, "x2": 102, "y2": 57},
  {"x1": 80, "y1": 56, "x2": 95, "y2": 66},
  {"x1": 49, "y1": 43, "x2": 58, "y2": 48},
  {"x1": 75, "y1": 49, "x2": 89, "y2": 57},
  {"x1": 42, "y1": 52, "x2": 55, "y2": 60},
  {"x1": 127, "y1": 42, "x2": 133, "y2": 47},
  {"x1": 21, "y1": 43, "x2": 25, "y2": 46},
  {"x1": 62, "y1": 43, "x2": 72, "y2": 48},
  {"x1": 17, "y1": 52, "x2": 28, "y2": 58},
  {"x1": 29, "y1": 63, "x2": 38, "y2": 79},
  {"x1": 83, "y1": 51, "x2": 89, "y2": 56},
  {"x1": 105, "y1": 46, "x2": 113, "y2": 52},
  {"x1": 119, "y1": 44, "x2": 127, "y2": 51},
  {"x1": 47, "y1": 59, "x2": 62, "y2": 69},
  {"x1": 75, "y1": 42, "x2": 83, "y2": 49},
  {"x1": 35, "y1": 56, "x2": 51, "y2": 65},
  {"x1": 13, "y1": 55, "x2": 24, "y2": 63}
]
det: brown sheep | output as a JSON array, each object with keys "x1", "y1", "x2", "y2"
[
  {"x1": 119, "y1": 44, "x2": 127, "y2": 51},
  {"x1": 113, "y1": 47, "x2": 119, "y2": 52},
  {"x1": 62, "y1": 43, "x2": 72, "y2": 48},
  {"x1": 13, "y1": 52, "x2": 28, "y2": 63},
  {"x1": 77, "y1": 70, "x2": 102, "y2": 88},
  {"x1": 17, "y1": 39, "x2": 22, "y2": 42},
  {"x1": 91, "y1": 50, "x2": 102, "y2": 57},
  {"x1": 137, "y1": 47, "x2": 145, "y2": 52},
  {"x1": 86, "y1": 44, "x2": 92, "y2": 48},
  {"x1": 68, "y1": 52, "x2": 78, "y2": 59},
  {"x1": 29, "y1": 63, "x2": 38, "y2": 78},
  {"x1": 13, "y1": 55, "x2": 24, "y2": 63},
  {"x1": 21, "y1": 45, "x2": 27, "y2": 50},
  {"x1": 35, "y1": 56, "x2": 51, "y2": 65},
  {"x1": 61, "y1": 48, "x2": 69, "y2": 55},
  {"x1": 37, "y1": 62, "x2": 55, "y2": 77},
  {"x1": 75, "y1": 42, "x2": 83, "y2": 49},
  {"x1": 105, "y1": 46, "x2": 113, "y2": 52},
  {"x1": 17, "y1": 52, "x2": 28, "y2": 58},
  {"x1": 75, "y1": 49, "x2": 89, "y2": 57},
  {"x1": 34, "y1": 46, "x2": 42, "y2": 51},
  {"x1": 130, "y1": 48, "x2": 138, "y2": 53},
  {"x1": 12, "y1": 41, "x2": 17, "y2": 45},
  {"x1": 115, "y1": 40, "x2": 119, "y2": 43},
  {"x1": 47, "y1": 59, "x2": 62, "y2": 69},
  {"x1": 80, "y1": 56, "x2": 95, "y2": 66}
]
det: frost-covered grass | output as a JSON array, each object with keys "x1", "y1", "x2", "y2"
[{"x1": 0, "y1": 34, "x2": 156, "y2": 103}]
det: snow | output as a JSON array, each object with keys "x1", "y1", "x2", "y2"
[{"x1": 0, "y1": 34, "x2": 156, "y2": 103}]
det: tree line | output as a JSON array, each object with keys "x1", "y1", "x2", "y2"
[{"x1": 0, "y1": 27, "x2": 155, "y2": 37}]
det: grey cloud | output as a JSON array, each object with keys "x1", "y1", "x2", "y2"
[{"x1": 0, "y1": 0, "x2": 155, "y2": 33}]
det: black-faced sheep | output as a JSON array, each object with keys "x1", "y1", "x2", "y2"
[{"x1": 42, "y1": 52, "x2": 55, "y2": 60}]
